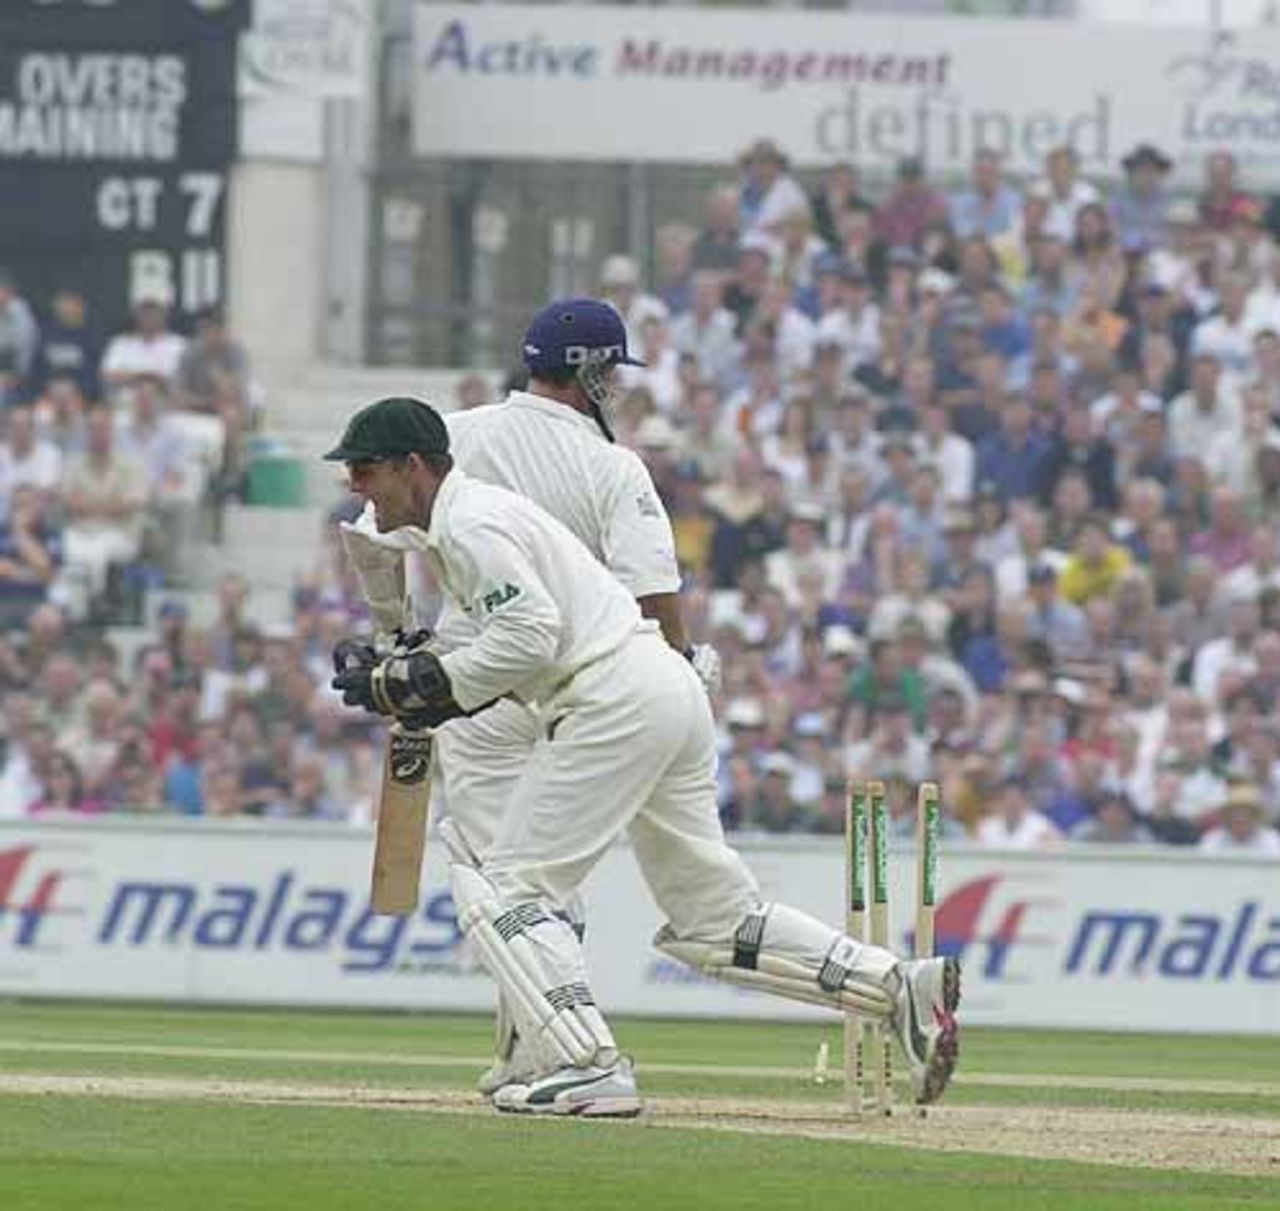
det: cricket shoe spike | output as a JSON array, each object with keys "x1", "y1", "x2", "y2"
[
  {"x1": 891, "y1": 956, "x2": 961, "y2": 1105},
  {"x1": 491, "y1": 1056, "x2": 642, "y2": 1119}
]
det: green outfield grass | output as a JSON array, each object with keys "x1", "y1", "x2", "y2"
[{"x1": 1, "y1": 1002, "x2": 1278, "y2": 1211}]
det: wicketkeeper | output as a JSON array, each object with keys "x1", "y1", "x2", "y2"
[{"x1": 326, "y1": 396, "x2": 961, "y2": 1118}]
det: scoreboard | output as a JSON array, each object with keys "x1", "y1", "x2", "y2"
[{"x1": 0, "y1": 0, "x2": 251, "y2": 331}]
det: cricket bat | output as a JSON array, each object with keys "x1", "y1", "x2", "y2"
[{"x1": 370, "y1": 721, "x2": 434, "y2": 915}]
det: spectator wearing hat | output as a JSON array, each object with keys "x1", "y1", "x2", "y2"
[
  {"x1": 738, "y1": 138, "x2": 808, "y2": 237},
  {"x1": 1146, "y1": 197, "x2": 1206, "y2": 307},
  {"x1": 975, "y1": 773, "x2": 1061, "y2": 849},
  {"x1": 599, "y1": 254, "x2": 669, "y2": 356},
  {"x1": 948, "y1": 148, "x2": 1021, "y2": 241},
  {"x1": 874, "y1": 157, "x2": 948, "y2": 251},
  {"x1": 1111, "y1": 144, "x2": 1174, "y2": 252},
  {"x1": 691, "y1": 184, "x2": 742, "y2": 274},
  {"x1": 1199, "y1": 783, "x2": 1280, "y2": 854},
  {"x1": 0, "y1": 269, "x2": 39, "y2": 407},
  {"x1": 100, "y1": 290, "x2": 186, "y2": 393}
]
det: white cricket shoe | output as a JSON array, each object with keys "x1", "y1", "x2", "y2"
[
  {"x1": 891, "y1": 956, "x2": 961, "y2": 1105},
  {"x1": 491, "y1": 1057, "x2": 642, "y2": 1119}
]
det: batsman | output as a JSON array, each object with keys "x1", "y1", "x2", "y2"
[{"x1": 325, "y1": 395, "x2": 961, "y2": 1118}]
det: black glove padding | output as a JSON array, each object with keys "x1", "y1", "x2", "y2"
[
  {"x1": 332, "y1": 638, "x2": 380, "y2": 710},
  {"x1": 332, "y1": 644, "x2": 469, "y2": 729}
]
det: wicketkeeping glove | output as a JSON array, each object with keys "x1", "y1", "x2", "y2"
[{"x1": 331, "y1": 635, "x2": 468, "y2": 730}]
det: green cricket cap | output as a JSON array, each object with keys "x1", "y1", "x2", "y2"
[{"x1": 323, "y1": 396, "x2": 450, "y2": 462}]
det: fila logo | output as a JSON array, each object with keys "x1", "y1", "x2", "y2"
[{"x1": 480, "y1": 582, "x2": 521, "y2": 614}]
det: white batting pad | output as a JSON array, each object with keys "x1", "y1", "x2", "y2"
[
  {"x1": 654, "y1": 902, "x2": 898, "y2": 1019},
  {"x1": 452, "y1": 865, "x2": 615, "y2": 1072}
]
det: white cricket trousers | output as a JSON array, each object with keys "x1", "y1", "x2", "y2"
[{"x1": 481, "y1": 623, "x2": 761, "y2": 941}]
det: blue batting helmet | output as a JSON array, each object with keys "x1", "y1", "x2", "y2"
[{"x1": 522, "y1": 298, "x2": 645, "y2": 376}]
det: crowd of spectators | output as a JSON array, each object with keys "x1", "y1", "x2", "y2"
[
  {"x1": 544, "y1": 137, "x2": 1280, "y2": 854},
  {"x1": 2, "y1": 135, "x2": 1280, "y2": 855}
]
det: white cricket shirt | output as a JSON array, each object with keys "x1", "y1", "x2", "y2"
[
  {"x1": 373, "y1": 470, "x2": 645, "y2": 711},
  {"x1": 445, "y1": 393, "x2": 680, "y2": 600}
]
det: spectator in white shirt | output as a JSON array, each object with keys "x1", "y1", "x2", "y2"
[
  {"x1": 1199, "y1": 782, "x2": 1280, "y2": 854},
  {"x1": 1244, "y1": 255, "x2": 1280, "y2": 337},
  {"x1": 598, "y1": 254, "x2": 669, "y2": 355},
  {"x1": 1192, "y1": 271, "x2": 1257, "y2": 377},
  {"x1": 670, "y1": 271, "x2": 740, "y2": 391},
  {"x1": 913, "y1": 399, "x2": 975, "y2": 505},
  {"x1": 756, "y1": 278, "x2": 816, "y2": 384},
  {"x1": 100, "y1": 292, "x2": 187, "y2": 392},
  {"x1": 975, "y1": 775, "x2": 1062, "y2": 848},
  {"x1": 617, "y1": 314, "x2": 681, "y2": 416},
  {"x1": 112, "y1": 375, "x2": 186, "y2": 497},
  {"x1": 1224, "y1": 524, "x2": 1280, "y2": 601},
  {"x1": 814, "y1": 263, "x2": 880, "y2": 372},
  {"x1": 1192, "y1": 592, "x2": 1261, "y2": 706},
  {"x1": 739, "y1": 138, "x2": 810, "y2": 237},
  {"x1": 1034, "y1": 146, "x2": 1100, "y2": 244},
  {"x1": 0, "y1": 402, "x2": 63, "y2": 512},
  {"x1": 1167, "y1": 352, "x2": 1242, "y2": 462}
]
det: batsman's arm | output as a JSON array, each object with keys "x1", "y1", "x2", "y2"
[{"x1": 638, "y1": 592, "x2": 688, "y2": 651}]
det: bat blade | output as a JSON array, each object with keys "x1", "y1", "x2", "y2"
[{"x1": 370, "y1": 724, "x2": 433, "y2": 915}]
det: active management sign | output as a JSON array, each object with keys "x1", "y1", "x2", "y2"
[
  {"x1": 1, "y1": 818, "x2": 1276, "y2": 1034},
  {"x1": 412, "y1": 4, "x2": 1280, "y2": 180}
]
